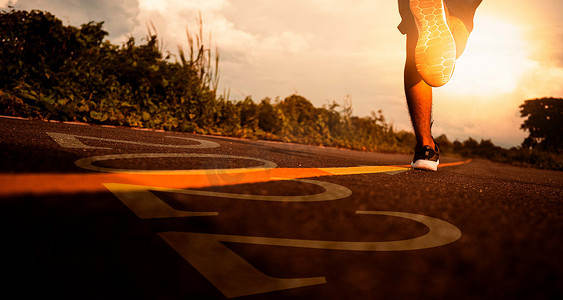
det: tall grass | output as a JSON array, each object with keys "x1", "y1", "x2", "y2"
[{"x1": 0, "y1": 8, "x2": 560, "y2": 170}]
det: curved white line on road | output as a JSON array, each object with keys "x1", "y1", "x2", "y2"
[
  {"x1": 75, "y1": 153, "x2": 277, "y2": 175},
  {"x1": 48, "y1": 132, "x2": 220, "y2": 149},
  {"x1": 146, "y1": 178, "x2": 353, "y2": 202},
  {"x1": 161, "y1": 210, "x2": 461, "y2": 252},
  {"x1": 158, "y1": 210, "x2": 461, "y2": 297},
  {"x1": 104, "y1": 182, "x2": 220, "y2": 219},
  {"x1": 163, "y1": 136, "x2": 221, "y2": 149}
]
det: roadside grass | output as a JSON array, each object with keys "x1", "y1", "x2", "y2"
[{"x1": 0, "y1": 8, "x2": 560, "y2": 171}]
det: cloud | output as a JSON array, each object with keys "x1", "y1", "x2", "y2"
[
  {"x1": 0, "y1": 0, "x2": 15, "y2": 7},
  {"x1": 8, "y1": 0, "x2": 140, "y2": 39},
  {"x1": 3, "y1": 0, "x2": 562, "y2": 147},
  {"x1": 431, "y1": 1, "x2": 563, "y2": 146},
  {"x1": 0, "y1": 0, "x2": 413, "y2": 138}
]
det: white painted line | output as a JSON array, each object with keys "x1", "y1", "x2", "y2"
[
  {"x1": 104, "y1": 183, "x2": 219, "y2": 219},
  {"x1": 47, "y1": 132, "x2": 220, "y2": 149},
  {"x1": 75, "y1": 153, "x2": 278, "y2": 175},
  {"x1": 160, "y1": 231, "x2": 326, "y2": 298},
  {"x1": 158, "y1": 210, "x2": 461, "y2": 297},
  {"x1": 120, "y1": 178, "x2": 352, "y2": 202},
  {"x1": 47, "y1": 132, "x2": 111, "y2": 149}
]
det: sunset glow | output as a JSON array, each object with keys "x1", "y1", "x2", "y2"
[
  {"x1": 2, "y1": 0, "x2": 563, "y2": 147},
  {"x1": 445, "y1": 14, "x2": 531, "y2": 95}
]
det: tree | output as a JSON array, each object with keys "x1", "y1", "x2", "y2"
[
  {"x1": 434, "y1": 134, "x2": 453, "y2": 153},
  {"x1": 257, "y1": 98, "x2": 280, "y2": 133},
  {"x1": 0, "y1": 8, "x2": 219, "y2": 129},
  {"x1": 277, "y1": 94, "x2": 317, "y2": 124},
  {"x1": 519, "y1": 97, "x2": 563, "y2": 152},
  {"x1": 0, "y1": 8, "x2": 107, "y2": 91}
]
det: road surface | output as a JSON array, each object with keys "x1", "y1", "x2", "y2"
[{"x1": 1, "y1": 116, "x2": 562, "y2": 299}]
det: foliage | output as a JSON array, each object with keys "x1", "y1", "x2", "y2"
[
  {"x1": 519, "y1": 97, "x2": 563, "y2": 152},
  {"x1": 1, "y1": 9, "x2": 561, "y2": 171},
  {"x1": 0, "y1": 8, "x2": 218, "y2": 131},
  {"x1": 0, "y1": 9, "x2": 415, "y2": 152},
  {"x1": 436, "y1": 135, "x2": 563, "y2": 171}
]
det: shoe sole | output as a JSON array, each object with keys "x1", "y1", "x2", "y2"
[
  {"x1": 410, "y1": 0, "x2": 456, "y2": 87},
  {"x1": 411, "y1": 159, "x2": 439, "y2": 171}
]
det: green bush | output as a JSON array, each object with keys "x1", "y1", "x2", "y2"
[
  {"x1": 0, "y1": 8, "x2": 218, "y2": 130},
  {"x1": 1, "y1": 9, "x2": 560, "y2": 170}
]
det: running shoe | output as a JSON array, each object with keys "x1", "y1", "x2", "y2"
[
  {"x1": 410, "y1": 0, "x2": 456, "y2": 87},
  {"x1": 411, "y1": 143, "x2": 440, "y2": 171}
]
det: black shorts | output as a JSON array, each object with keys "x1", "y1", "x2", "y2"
[{"x1": 398, "y1": 0, "x2": 483, "y2": 35}]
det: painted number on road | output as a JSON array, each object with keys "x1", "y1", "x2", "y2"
[{"x1": 49, "y1": 132, "x2": 462, "y2": 298}]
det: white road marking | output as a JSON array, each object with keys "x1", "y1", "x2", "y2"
[
  {"x1": 49, "y1": 130, "x2": 463, "y2": 298},
  {"x1": 47, "y1": 132, "x2": 220, "y2": 149},
  {"x1": 159, "y1": 210, "x2": 461, "y2": 298},
  {"x1": 104, "y1": 183, "x2": 219, "y2": 219},
  {"x1": 161, "y1": 230, "x2": 326, "y2": 298},
  {"x1": 47, "y1": 132, "x2": 110, "y2": 149},
  {"x1": 125, "y1": 178, "x2": 352, "y2": 202},
  {"x1": 74, "y1": 153, "x2": 278, "y2": 175}
]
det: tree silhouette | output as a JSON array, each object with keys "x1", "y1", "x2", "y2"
[{"x1": 519, "y1": 97, "x2": 563, "y2": 152}]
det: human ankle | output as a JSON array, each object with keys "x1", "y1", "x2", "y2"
[{"x1": 416, "y1": 139, "x2": 435, "y2": 150}]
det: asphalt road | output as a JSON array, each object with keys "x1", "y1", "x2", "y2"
[{"x1": 1, "y1": 116, "x2": 562, "y2": 299}]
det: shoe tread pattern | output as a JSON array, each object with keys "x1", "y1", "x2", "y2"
[{"x1": 410, "y1": 0, "x2": 456, "y2": 87}]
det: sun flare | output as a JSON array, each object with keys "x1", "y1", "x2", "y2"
[{"x1": 444, "y1": 14, "x2": 532, "y2": 96}]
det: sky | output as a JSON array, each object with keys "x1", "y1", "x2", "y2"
[{"x1": 3, "y1": 0, "x2": 563, "y2": 147}]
